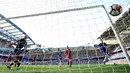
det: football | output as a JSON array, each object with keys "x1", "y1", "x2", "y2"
[{"x1": 109, "y1": 4, "x2": 123, "y2": 16}]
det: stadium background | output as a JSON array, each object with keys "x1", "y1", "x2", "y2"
[{"x1": 0, "y1": 9, "x2": 130, "y2": 64}]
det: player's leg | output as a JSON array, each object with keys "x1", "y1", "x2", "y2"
[
  {"x1": 103, "y1": 56, "x2": 107, "y2": 64},
  {"x1": 69, "y1": 59, "x2": 72, "y2": 67},
  {"x1": 7, "y1": 59, "x2": 18, "y2": 70},
  {"x1": 16, "y1": 54, "x2": 23, "y2": 70},
  {"x1": 103, "y1": 51, "x2": 109, "y2": 64},
  {"x1": 59, "y1": 57, "x2": 63, "y2": 67},
  {"x1": 67, "y1": 59, "x2": 69, "y2": 65},
  {"x1": 107, "y1": 52, "x2": 116, "y2": 65},
  {"x1": 59, "y1": 60, "x2": 61, "y2": 67},
  {"x1": 66, "y1": 56, "x2": 69, "y2": 65},
  {"x1": 59, "y1": 60, "x2": 63, "y2": 67},
  {"x1": 7, "y1": 49, "x2": 17, "y2": 69},
  {"x1": 7, "y1": 53, "x2": 19, "y2": 70},
  {"x1": 13, "y1": 49, "x2": 18, "y2": 67},
  {"x1": 7, "y1": 62, "x2": 14, "y2": 70},
  {"x1": 61, "y1": 58, "x2": 64, "y2": 66},
  {"x1": 14, "y1": 63, "x2": 17, "y2": 67},
  {"x1": 61, "y1": 60, "x2": 63, "y2": 66},
  {"x1": 16, "y1": 62, "x2": 21, "y2": 70},
  {"x1": 68, "y1": 56, "x2": 72, "y2": 67},
  {"x1": 66, "y1": 56, "x2": 72, "y2": 67},
  {"x1": 56, "y1": 56, "x2": 59, "y2": 65}
]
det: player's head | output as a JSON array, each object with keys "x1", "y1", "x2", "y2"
[
  {"x1": 67, "y1": 46, "x2": 69, "y2": 49},
  {"x1": 10, "y1": 51, "x2": 13, "y2": 54},
  {"x1": 58, "y1": 48, "x2": 60, "y2": 51},
  {"x1": 24, "y1": 35, "x2": 28, "y2": 40}
]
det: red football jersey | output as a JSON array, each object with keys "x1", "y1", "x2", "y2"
[
  {"x1": 65, "y1": 48, "x2": 72, "y2": 59},
  {"x1": 8, "y1": 51, "x2": 12, "y2": 61}
]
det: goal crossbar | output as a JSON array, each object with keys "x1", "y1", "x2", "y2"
[{"x1": 0, "y1": 5, "x2": 103, "y2": 20}]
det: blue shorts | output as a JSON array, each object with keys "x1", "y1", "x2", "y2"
[{"x1": 107, "y1": 52, "x2": 112, "y2": 57}]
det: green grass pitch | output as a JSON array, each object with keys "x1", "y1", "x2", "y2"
[{"x1": 0, "y1": 64, "x2": 130, "y2": 73}]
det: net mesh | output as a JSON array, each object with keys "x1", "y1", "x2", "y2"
[{"x1": 0, "y1": 0, "x2": 130, "y2": 73}]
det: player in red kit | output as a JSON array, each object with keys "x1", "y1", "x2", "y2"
[
  {"x1": 33, "y1": 56, "x2": 36, "y2": 65},
  {"x1": 7, "y1": 51, "x2": 13, "y2": 62},
  {"x1": 64, "y1": 46, "x2": 72, "y2": 67}
]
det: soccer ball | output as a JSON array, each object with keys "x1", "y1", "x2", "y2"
[{"x1": 109, "y1": 4, "x2": 123, "y2": 16}]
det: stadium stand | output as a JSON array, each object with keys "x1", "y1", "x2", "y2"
[
  {"x1": 0, "y1": 14, "x2": 35, "y2": 64},
  {"x1": 0, "y1": 14, "x2": 35, "y2": 45}
]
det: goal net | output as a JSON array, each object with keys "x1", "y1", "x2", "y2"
[{"x1": 0, "y1": 0, "x2": 130, "y2": 73}]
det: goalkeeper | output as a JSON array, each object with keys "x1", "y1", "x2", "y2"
[
  {"x1": 7, "y1": 35, "x2": 28, "y2": 70},
  {"x1": 98, "y1": 39, "x2": 115, "y2": 65}
]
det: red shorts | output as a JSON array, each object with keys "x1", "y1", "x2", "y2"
[{"x1": 66, "y1": 55, "x2": 72, "y2": 59}]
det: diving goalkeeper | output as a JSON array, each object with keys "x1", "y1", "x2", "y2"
[{"x1": 98, "y1": 39, "x2": 116, "y2": 65}]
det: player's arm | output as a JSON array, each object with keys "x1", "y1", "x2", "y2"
[
  {"x1": 8, "y1": 41, "x2": 17, "y2": 47},
  {"x1": 24, "y1": 42, "x2": 28, "y2": 53},
  {"x1": 104, "y1": 43, "x2": 107, "y2": 46},
  {"x1": 24, "y1": 41, "x2": 27, "y2": 49},
  {"x1": 64, "y1": 49, "x2": 67, "y2": 57},
  {"x1": 99, "y1": 48, "x2": 101, "y2": 52},
  {"x1": 97, "y1": 48, "x2": 102, "y2": 55}
]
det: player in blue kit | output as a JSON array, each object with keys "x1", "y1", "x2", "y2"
[
  {"x1": 57, "y1": 48, "x2": 63, "y2": 67},
  {"x1": 98, "y1": 39, "x2": 116, "y2": 65}
]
